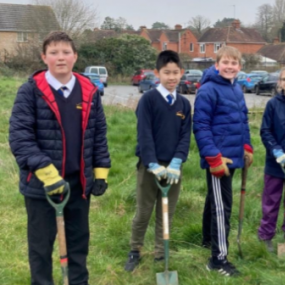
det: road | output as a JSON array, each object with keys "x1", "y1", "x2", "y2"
[{"x1": 102, "y1": 85, "x2": 272, "y2": 110}]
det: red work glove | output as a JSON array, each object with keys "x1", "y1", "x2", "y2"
[
  {"x1": 205, "y1": 153, "x2": 233, "y2": 178},
  {"x1": 244, "y1": 144, "x2": 253, "y2": 167}
]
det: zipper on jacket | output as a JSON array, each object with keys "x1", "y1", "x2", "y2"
[
  {"x1": 27, "y1": 172, "x2": 32, "y2": 182},
  {"x1": 80, "y1": 86, "x2": 97, "y2": 199}
]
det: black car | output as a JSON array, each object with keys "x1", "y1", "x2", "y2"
[
  {"x1": 177, "y1": 74, "x2": 202, "y2": 94},
  {"x1": 255, "y1": 73, "x2": 279, "y2": 96}
]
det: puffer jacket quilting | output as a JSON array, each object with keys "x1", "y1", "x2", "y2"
[
  {"x1": 193, "y1": 66, "x2": 252, "y2": 169},
  {"x1": 9, "y1": 70, "x2": 111, "y2": 199}
]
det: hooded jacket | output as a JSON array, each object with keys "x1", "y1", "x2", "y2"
[
  {"x1": 261, "y1": 94, "x2": 285, "y2": 178},
  {"x1": 193, "y1": 66, "x2": 252, "y2": 169},
  {"x1": 9, "y1": 70, "x2": 111, "y2": 199}
]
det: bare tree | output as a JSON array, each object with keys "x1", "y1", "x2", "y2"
[
  {"x1": 187, "y1": 15, "x2": 211, "y2": 37},
  {"x1": 33, "y1": 0, "x2": 98, "y2": 39},
  {"x1": 255, "y1": 4, "x2": 274, "y2": 42},
  {"x1": 273, "y1": 0, "x2": 285, "y2": 25}
]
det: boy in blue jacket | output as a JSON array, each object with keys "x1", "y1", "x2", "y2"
[
  {"x1": 9, "y1": 32, "x2": 110, "y2": 285},
  {"x1": 193, "y1": 46, "x2": 253, "y2": 276},
  {"x1": 124, "y1": 50, "x2": 191, "y2": 272},
  {"x1": 258, "y1": 67, "x2": 285, "y2": 252}
]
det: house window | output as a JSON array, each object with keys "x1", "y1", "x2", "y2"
[
  {"x1": 214, "y1": 43, "x2": 222, "y2": 53},
  {"x1": 163, "y1": 42, "x2": 168, "y2": 51},
  {"x1": 200, "y1": 44, "x2": 205, "y2": 53},
  {"x1": 38, "y1": 33, "x2": 45, "y2": 42},
  {"x1": 190, "y1": 43, "x2": 194, "y2": 52},
  {"x1": 17, "y1": 32, "x2": 28, "y2": 42}
]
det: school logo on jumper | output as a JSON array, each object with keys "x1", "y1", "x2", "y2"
[
  {"x1": 76, "y1": 102, "x2": 82, "y2": 109},
  {"x1": 176, "y1": 111, "x2": 185, "y2": 119}
]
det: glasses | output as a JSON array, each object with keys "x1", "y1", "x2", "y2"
[{"x1": 280, "y1": 78, "x2": 285, "y2": 81}]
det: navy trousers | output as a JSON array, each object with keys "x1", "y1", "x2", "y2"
[{"x1": 25, "y1": 173, "x2": 90, "y2": 285}]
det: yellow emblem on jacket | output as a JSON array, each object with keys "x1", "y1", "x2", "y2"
[
  {"x1": 76, "y1": 103, "x2": 82, "y2": 109},
  {"x1": 176, "y1": 111, "x2": 185, "y2": 119}
]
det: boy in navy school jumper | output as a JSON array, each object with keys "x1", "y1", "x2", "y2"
[
  {"x1": 193, "y1": 46, "x2": 253, "y2": 276},
  {"x1": 9, "y1": 32, "x2": 110, "y2": 285},
  {"x1": 124, "y1": 50, "x2": 191, "y2": 272}
]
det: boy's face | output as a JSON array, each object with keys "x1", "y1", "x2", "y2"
[
  {"x1": 215, "y1": 56, "x2": 241, "y2": 81},
  {"x1": 41, "y1": 41, "x2": 77, "y2": 81},
  {"x1": 154, "y1": 62, "x2": 184, "y2": 93}
]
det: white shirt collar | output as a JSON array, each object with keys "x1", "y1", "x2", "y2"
[
  {"x1": 156, "y1": 84, "x2": 177, "y2": 102},
  {"x1": 45, "y1": 70, "x2": 76, "y2": 92}
]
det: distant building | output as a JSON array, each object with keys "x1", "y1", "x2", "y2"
[
  {"x1": 197, "y1": 20, "x2": 266, "y2": 59},
  {"x1": 258, "y1": 38, "x2": 285, "y2": 65},
  {"x1": 0, "y1": 3, "x2": 59, "y2": 61},
  {"x1": 139, "y1": 24, "x2": 199, "y2": 57}
]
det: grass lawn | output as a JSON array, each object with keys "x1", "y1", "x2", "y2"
[{"x1": 1, "y1": 76, "x2": 285, "y2": 285}]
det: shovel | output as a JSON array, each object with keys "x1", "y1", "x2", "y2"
[
  {"x1": 46, "y1": 185, "x2": 70, "y2": 285},
  {"x1": 155, "y1": 179, "x2": 179, "y2": 285},
  {"x1": 278, "y1": 166, "x2": 285, "y2": 257},
  {"x1": 237, "y1": 157, "x2": 249, "y2": 258}
]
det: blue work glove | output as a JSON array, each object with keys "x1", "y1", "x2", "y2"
[
  {"x1": 147, "y1": 163, "x2": 167, "y2": 181},
  {"x1": 273, "y1": 149, "x2": 285, "y2": 167},
  {"x1": 166, "y1": 158, "x2": 182, "y2": 185}
]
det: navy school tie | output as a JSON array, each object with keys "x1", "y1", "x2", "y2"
[
  {"x1": 166, "y1": 94, "x2": 174, "y2": 105},
  {"x1": 57, "y1": 86, "x2": 68, "y2": 97}
]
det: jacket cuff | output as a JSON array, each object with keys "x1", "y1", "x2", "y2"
[
  {"x1": 205, "y1": 153, "x2": 222, "y2": 168},
  {"x1": 94, "y1": 168, "x2": 109, "y2": 179},
  {"x1": 244, "y1": 144, "x2": 253, "y2": 153}
]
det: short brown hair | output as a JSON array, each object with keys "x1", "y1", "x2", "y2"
[
  {"x1": 216, "y1": 46, "x2": 242, "y2": 65},
  {"x1": 42, "y1": 31, "x2": 76, "y2": 54}
]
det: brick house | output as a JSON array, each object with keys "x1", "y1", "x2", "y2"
[
  {"x1": 257, "y1": 38, "x2": 285, "y2": 65},
  {"x1": 197, "y1": 20, "x2": 266, "y2": 59},
  {"x1": 139, "y1": 25, "x2": 199, "y2": 57},
  {"x1": 0, "y1": 3, "x2": 59, "y2": 62}
]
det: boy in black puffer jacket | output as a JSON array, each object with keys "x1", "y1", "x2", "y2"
[{"x1": 9, "y1": 31, "x2": 111, "y2": 285}]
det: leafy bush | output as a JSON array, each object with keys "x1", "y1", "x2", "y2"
[{"x1": 76, "y1": 34, "x2": 157, "y2": 75}]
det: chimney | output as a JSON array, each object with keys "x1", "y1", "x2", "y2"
[
  {"x1": 140, "y1": 26, "x2": 147, "y2": 30},
  {"x1": 175, "y1": 24, "x2": 182, "y2": 30},
  {"x1": 273, "y1": 37, "x2": 280, "y2": 44},
  {"x1": 232, "y1": 19, "x2": 241, "y2": 29}
]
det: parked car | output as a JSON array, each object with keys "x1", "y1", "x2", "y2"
[
  {"x1": 237, "y1": 71, "x2": 246, "y2": 76},
  {"x1": 82, "y1": 73, "x2": 104, "y2": 96},
  {"x1": 249, "y1": 70, "x2": 268, "y2": 76},
  {"x1": 184, "y1": 69, "x2": 203, "y2": 76},
  {"x1": 237, "y1": 73, "x2": 263, "y2": 93},
  {"x1": 255, "y1": 72, "x2": 279, "y2": 96},
  {"x1": 195, "y1": 79, "x2": 201, "y2": 95},
  {"x1": 138, "y1": 73, "x2": 159, "y2": 93},
  {"x1": 131, "y1": 69, "x2": 153, "y2": 85},
  {"x1": 177, "y1": 74, "x2": 202, "y2": 94},
  {"x1": 84, "y1": 66, "x2": 108, "y2": 87}
]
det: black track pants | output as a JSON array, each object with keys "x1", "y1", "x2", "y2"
[{"x1": 202, "y1": 169, "x2": 235, "y2": 260}]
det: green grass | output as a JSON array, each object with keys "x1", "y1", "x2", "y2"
[{"x1": 1, "y1": 76, "x2": 285, "y2": 284}]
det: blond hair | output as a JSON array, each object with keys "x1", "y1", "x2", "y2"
[
  {"x1": 216, "y1": 46, "x2": 242, "y2": 65},
  {"x1": 277, "y1": 67, "x2": 285, "y2": 93}
]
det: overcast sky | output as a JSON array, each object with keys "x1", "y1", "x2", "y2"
[{"x1": 2, "y1": 0, "x2": 276, "y2": 29}]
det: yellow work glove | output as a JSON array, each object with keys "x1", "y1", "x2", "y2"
[
  {"x1": 35, "y1": 164, "x2": 68, "y2": 195},
  {"x1": 92, "y1": 168, "x2": 109, "y2": 196}
]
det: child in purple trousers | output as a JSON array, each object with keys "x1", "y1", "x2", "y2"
[{"x1": 258, "y1": 67, "x2": 285, "y2": 252}]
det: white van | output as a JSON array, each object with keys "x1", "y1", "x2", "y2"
[{"x1": 84, "y1": 66, "x2": 108, "y2": 87}]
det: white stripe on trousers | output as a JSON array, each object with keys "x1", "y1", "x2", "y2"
[{"x1": 212, "y1": 175, "x2": 227, "y2": 259}]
